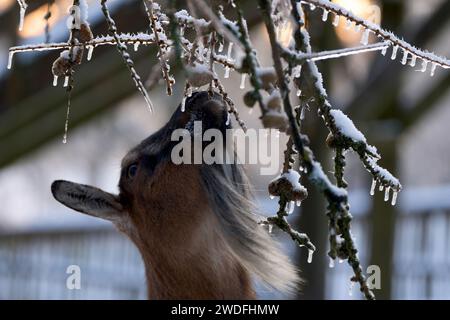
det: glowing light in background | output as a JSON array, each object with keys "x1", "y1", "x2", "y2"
[
  {"x1": 333, "y1": 0, "x2": 381, "y2": 46},
  {"x1": 19, "y1": 1, "x2": 73, "y2": 38},
  {"x1": 18, "y1": 0, "x2": 93, "y2": 39},
  {"x1": 0, "y1": 0, "x2": 14, "y2": 13}
]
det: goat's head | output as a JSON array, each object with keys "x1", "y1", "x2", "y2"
[
  {"x1": 51, "y1": 91, "x2": 228, "y2": 243},
  {"x1": 51, "y1": 91, "x2": 299, "y2": 298}
]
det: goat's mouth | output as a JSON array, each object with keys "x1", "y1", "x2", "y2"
[{"x1": 178, "y1": 91, "x2": 229, "y2": 131}]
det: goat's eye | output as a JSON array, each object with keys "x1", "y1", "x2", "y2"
[{"x1": 127, "y1": 164, "x2": 138, "y2": 179}]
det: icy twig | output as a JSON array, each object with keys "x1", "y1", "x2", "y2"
[
  {"x1": 300, "y1": 0, "x2": 450, "y2": 70},
  {"x1": 143, "y1": 0, "x2": 174, "y2": 95},
  {"x1": 189, "y1": 0, "x2": 244, "y2": 51},
  {"x1": 232, "y1": 3, "x2": 268, "y2": 115},
  {"x1": 263, "y1": 136, "x2": 315, "y2": 253},
  {"x1": 290, "y1": 3, "x2": 397, "y2": 194},
  {"x1": 101, "y1": 0, "x2": 153, "y2": 112},
  {"x1": 9, "y1": 33, "x2": 158, "y2": 55},
  {"x1": 282, "y1": 41, "x2": 389, "y2": 64},
  {"x1": 212, "y1": 77, "x2": 247, "y2": 131},
  {"x1": 288, "y1": 0, "x2": 375, "y2": 300}
]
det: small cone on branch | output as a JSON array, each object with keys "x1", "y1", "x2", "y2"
[
  {"x1": 77, "y1": 23, "x2": 94, "y2": 43},
  {"x1": 262, "y1": 110, "x2": 289, "y2": 132},
  {"x1": 243, "y1": 91, "x2": 257, "y2": 107},
  {"x1": 269, "y1": 174, "x2": 308, "y2": 202},
  {"x1": 52, "y1": 56, "x2": 71, "y2": 77},
  {"x1": 257, "y1": 67, "x2": 277, "y2": 90},
  {"x1": 266, "y1": 91, "x2": 282, "y2": 111},
  {"x1": 186, "y1": 64, "x2": 214, "y2": 87}
]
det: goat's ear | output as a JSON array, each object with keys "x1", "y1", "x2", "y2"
[{"x1": 51, "y1": 180, "x2": 123, "y2": 222}]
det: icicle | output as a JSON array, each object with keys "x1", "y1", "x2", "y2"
[
  {"x1": 410, "y1": 55, "x2": 417, "y2": 67},
  {"x1": 345, "y1": 19, "x2": 352, "y2": 30},
  {"x1": 421, "y1": 60, "x2": 429, "y2": 72},
  {"x1": 287, "y1": 201, "x2": 295, "y2": 214},
  {"x1": 293, "y1": 65, "x2": 302, "y2": 78},
  {"x1": 268, "y1": 224, "x2": 273, "y2": 233},
  {"x1": 181, "y1": 96, "x2": 186, "y2": 112},
  {"x1": 7, "y1": 51, "x2": 14, "y2": 69},
  {"x1": 381, "y1": 46, "x2": 387, "y2": 56},
  {"x1": 370, "y1": 179, "x2": 376, "y2": 196},
  {"x1": 332, "y1": 15, "x2": 339, "y2": 27},
  {"x1": 401, "y1": 50, "x2": 408, "y2": 65},
  {"x1": 379, "y1": 184, "x2": 384, "y2": 191},
  {"x1": 218, "y1": 42, "x2": 224, "y2": 52},
  {"x1": 354, "y1": 24, "x2": 361, "y2": 33},
  {"x1": 390, "y1": 45, "x2": 399, "y2": 60},
  {"x1": 276, "y1": 130, "x2": 280, "y2": 138},
  {"x1": 300, "y1": 106, "x2": 306, "y2": 120},
  {"x1": 18, "y1": 5, "x2": 26, "y2": 32},
  {"x1": 321, "y1": 9, "x2": 329, "y2": 22},
  {"x1": 360, "y1": 29, "x2": 370, "y2": 46},
  {"x1": 269, "y1": 194, "x2": 275, "y2": 200},
  {"x1": 309, "y1": 3, "x2": 316, "y2": 11},
  {"x1": 62, "y1": 97, "x2": 71, "y2": 144},
  {"x1": 384, "y1": 186, "x2": 390, "y2": 202},
  {"x1": 307, "y1": 249, "x2": 314, "y2": 263},
  {"x1": 296, "y1": 89, "x2": 301, "y2": 96},
  {"x1": 240, "y1": 73, "x2": 246, "y2": 89},
  {"x1": 186, "y1": 85, "x2": 193, "y2": 97},
  {"x1": 391, "y1": 190, "x2": 398, "y2": 206},
  {"x1": 227, "y1": 42, "x2": 233, "y2": 59},
  {"x1": 349, "y1": 281, "x2": 355, "y2": 296},
  {"x1": 63, "y1": 76, "x2": 69, "y2": 87},
  {"x1": 329, "y1": 257, "x2": 335, "y2": 268},
  {"x1": 53, "y1": 75, "x2": 58, "y2": 87},
  {"x1": 179, "y1": 26, "x2": 184, "y2": 37},
  {"x1": 134, "y1": 42, "x2": 140, "y2": 52},
  {"x1": 225, "y1": 112, "x2": 231, "y2": 125},
  {"x1": 296, "y1": 200, "x2": 302, "y2": 207},
  {"x1": 430, "y1": 63, "x2": 437, "y2": 77},
  {"x1": 224, "y1": 67, "x2": 230, "y2": 79},
  {"x1": 420, "y1": 59, "x2": 428, "y2": 72},
  {"x1": 87, "y1": 45, "x2": 94, "y2": 61}
]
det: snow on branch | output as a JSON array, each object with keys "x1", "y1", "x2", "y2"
[
  {"x1": 300, "y1": 0, "x2": 450, "y2": 75},
  {"x1": 288, "y1": 0, "x2": 375, "y2": 299}
]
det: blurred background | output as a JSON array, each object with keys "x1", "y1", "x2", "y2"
[{"x1": 0, "y1": 0, "x2": 449, "y2": 299}]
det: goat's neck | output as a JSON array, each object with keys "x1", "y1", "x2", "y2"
[{"x1": 135, "y1": 211, "x2": 255, "y2": 300}]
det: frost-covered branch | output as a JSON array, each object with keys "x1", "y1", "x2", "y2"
[
  {"x1": 143, "y1": 0, "x2": 174, "y2": 95},
  {"x1": 291, "y1": 2, "x2": 401, "y2": 197},
  {"x1": 287, "y1": 0, "x2": 375, "y2": 299},
  {"x1": 300, "y1": 0, "x2": 450, "y2": 75},
  {"x1": 101, "y1": 0, "x2": 154, "y2": 111},
  {"x1": 189, "y1": 0, "x2": 244, "y2": 51},
  {"x1": 263, "y1": 137, "x2": 315, "y2": 252},
  {"x1": 8, "y1": 33, "x2": 157, "y2": 56},
  {"x1": 282, "y1": 41, "x2": 389, "y2": 64}
]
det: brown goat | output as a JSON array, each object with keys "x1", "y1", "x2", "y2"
[{"x1": 51, "y1": 91, "x2": 299, "y2": 299}]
